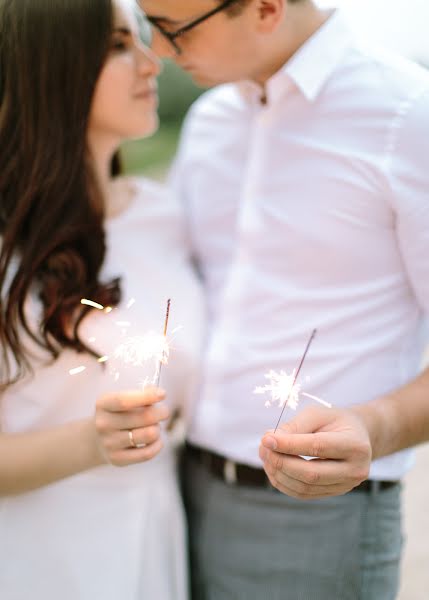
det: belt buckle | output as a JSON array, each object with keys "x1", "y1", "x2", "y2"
[{"x1": 223, "y1": 459, "x2": 238, "y2": 485}]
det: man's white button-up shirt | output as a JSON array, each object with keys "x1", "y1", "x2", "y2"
[{"x1": 172, "y1": 11, "x2": 429, "y2": 479}]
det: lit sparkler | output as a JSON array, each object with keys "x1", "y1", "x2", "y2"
[
  {"x1": 71, "y1": 298, "x2": 175, "y2": 388},
  {"x1": 110, "y1": 299, "x2": 172, "y2": 388},
  {"x1": 156, "y1": 298, "x2": 171, "y2": 387},
  {"x1": 114, "y1": 331, "x2": 169, "y2": 368},
  {"x1": 254, "y1": 329, "x2": 331, "y2": 433}
]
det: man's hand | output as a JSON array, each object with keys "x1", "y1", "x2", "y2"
[{"x1": 259, "y1": 406, "x2": 372, "y2": 499}]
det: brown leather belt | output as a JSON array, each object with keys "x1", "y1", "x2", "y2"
[{"x1": 186, "y1": 444, "x2": 399, "y2": 493}]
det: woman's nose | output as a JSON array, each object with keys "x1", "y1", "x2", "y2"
[{"x1": 137, "y1": 43, "x2": 162, "y2": 77}]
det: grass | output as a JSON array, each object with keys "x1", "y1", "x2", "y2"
[{"x1": 121, "y1": 119, "x2": 183, "y2": 180}]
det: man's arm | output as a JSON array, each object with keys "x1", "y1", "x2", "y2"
[
  {"x1": 260, "y1": 82, "x2": 429, "y2": 500},
  {"x1": 355, "y1": 365, "x2": 429, "y2": 459},
  {"x1": 259, "y1": 365, "x2": 429, "y2": 499}
]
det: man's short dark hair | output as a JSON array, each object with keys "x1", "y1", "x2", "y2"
[
  {"x1": 220, "y1": 0, "x2": 251, "y2": 17},
  {"x1": 221, "y1": 0, "x2": 304, "y2": 17}
]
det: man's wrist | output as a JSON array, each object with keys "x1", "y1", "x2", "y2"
[{"x1": 351, "y1": 399, "x2": 394, "y2": 461}]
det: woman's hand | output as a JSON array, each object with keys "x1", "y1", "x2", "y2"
[{"x1": 94, "y1": 387, "x2": 170, "y2": 467}]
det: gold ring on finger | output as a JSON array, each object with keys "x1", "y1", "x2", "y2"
[{"x1": 128, "y1": 429, "x2": 146, "y2": 449}]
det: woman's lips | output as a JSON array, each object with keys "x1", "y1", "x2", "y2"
[{"x1": 134, "y1": 89, "x2": 157, "y2": 100}]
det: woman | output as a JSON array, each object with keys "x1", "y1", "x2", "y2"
[{"x1": 0, "y1": 1, "x2": 203, "y2": 598}]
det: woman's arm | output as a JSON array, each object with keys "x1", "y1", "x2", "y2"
[{"x1": 0, "y1": 387, "x2": 169, "y2": 496}]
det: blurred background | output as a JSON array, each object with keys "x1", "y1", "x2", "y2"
[
  {"x1": 123, "y1": 3, "x2": 429, "y2": 596},
  {"x1": 121, "y1": 0, "x2": 429, "y2": 180}
]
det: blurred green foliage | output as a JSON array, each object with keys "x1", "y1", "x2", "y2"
[{"x1": 121, "y1": 60, "x2": 204, "y2": 178}]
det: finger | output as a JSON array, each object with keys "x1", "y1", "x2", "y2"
[
  {"x1": 260, "y1": 445, "x2": 338, "y2": 483},
  {"x1": 261, "y1": 430, "x2": 354, "y2": 460},
  {"x1": 115, "y1": 404, "x2": 170, "y2": 430},
  {"x1": 261, "y1": 445, "x2": 369, "y2": 495},
  {"x1": 110, "y1": 438, "x2": 164, "y2": 467},
  {"x1": 95, "y1": 404, "x2": 170, "y2": 434},
  {"x1": 279, "y1": 405, "x2": 337, "y2": 434},
  {"x1": 99, "y1": 387, "x2": 166, "y2": 412},
  {"x1": 105, "y1": 425, "x2": 161, "y2": 450},
  {"x1": 262, "y1": 456, "x2": 353, "y2": 498},
  {"x1": 279, "y1": 453, "x2": 367, "y2": 487},
  {"x1": 260, "y1": 446, "x2": 351, "y2": 486},
  {"x1": 126, "y1": 425, "x2": 160, "y2": 448},
  {"x1": 269, "y1": 475, "x2": 351, "y2": 500}
]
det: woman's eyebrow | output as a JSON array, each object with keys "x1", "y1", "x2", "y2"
[{"x1": 112, "y1": 26, "x2": 132, "y2": 35}]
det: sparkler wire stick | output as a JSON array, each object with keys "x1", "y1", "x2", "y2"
[
  {"x1": 273, "y1": 329, "x2": 317, "y2": 434},
  {"x1": 155, "y1": 299, "x2": 171, "y2": 388}
]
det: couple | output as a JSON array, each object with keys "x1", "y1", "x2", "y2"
[{"x1": 1, "y1": 1, "x2": 429, "y2": 599}]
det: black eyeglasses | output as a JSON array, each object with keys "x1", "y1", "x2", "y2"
[{"x1": 147, "y1": 0, "x2": 241, "y2": 54}]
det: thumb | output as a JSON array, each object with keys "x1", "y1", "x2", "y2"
[
  {"x1": 261, "y1": 406, "x2": 336, "y2": 458},
  {"x1": 279, "y1": 405, "x2": 334, "y2": 435}
]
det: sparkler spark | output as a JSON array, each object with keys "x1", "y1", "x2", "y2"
[
  {"x1": 114, "y1": 332, "x2": 170, "y2": 367},
  {"x1": 115, "y1": 321, "x2": 131, "y2": 328},
  {"x1": 81, "y1": 299, "x2": 104, "y2": 310},
  {"x1": 69, "y1": 366, "x2": 86, "y2": 376},
  {"x1": 254, "y1": 369, "x2": 331, "y2": 411},
  {"x1": 156, "y1": 299, "x2": 171, "y2": 387},
  {"x1": 254, "y1": 330, "x2": 330, "y2": 433},
  {"x1": 255, "y1": 369, "x2": 301, "y2": 410},
  {"x1": 110, "y1": 299, "x2": 174, "y2": 389},
  {"x1": 75, "y1": 297, "x2": 175, "y2": 389}
]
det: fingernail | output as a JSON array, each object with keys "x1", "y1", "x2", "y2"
[
  {"x1": 259, "y1": 447, "x2": 268, "y2": 461},
  {"x1": 263, "y1": 435, "x2": 277, "y2": 450},
  {"x1": 156, "y1": 389, "x2": 166, "y2": 398}
]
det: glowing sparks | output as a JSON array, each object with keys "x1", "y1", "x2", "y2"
[
  {"x1": 302, "y1": 392, "x2": 332, "y2": 408},
  {"x1": 255, "y1": 369, "x2": 301, "y2": 410},
  {"x1": 114, "y1": 332, "x2": 170, "y2": 367},
  {"x1": 80, "y1": 298, "x2": 112, "y2": 314},
  {"x1": 69, "y1": 366, "x2": 87, "y2": 376},
  {"x1": 254, "y1": 369, "x2": 331, "y2": 411},
  {"x1": 76, "y1": 297, "x2": 175, "y2": 390},
  {"x1": 81, "y1": 299, "x2": 104, "y2": 310},
  {"x1": 254, "y1": 330, "x2": 331, "y2": 433}
]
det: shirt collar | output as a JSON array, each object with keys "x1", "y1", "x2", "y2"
[{"x1": 238, "y1": 10, "x2": 355, "y2": 105}]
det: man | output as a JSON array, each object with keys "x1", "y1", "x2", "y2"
[{"x1": 140, "y1": 1, "x2": 429, "y2": 598}]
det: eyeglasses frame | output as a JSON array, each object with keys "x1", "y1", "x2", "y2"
[{"x1": 147, "y1": 0, "x2": 241, "y2": 54}]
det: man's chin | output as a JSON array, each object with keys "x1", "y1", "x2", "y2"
[{"x1": 184, "y1": 69, "x2": 233, "y2": 88}]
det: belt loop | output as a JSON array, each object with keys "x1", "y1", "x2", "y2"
[
  {"x1": 224, "y1": 459, "x2": 238, "y2": 485},
  {"x1": 371, "y1": 480, "x2": 380, "y2": 496}
]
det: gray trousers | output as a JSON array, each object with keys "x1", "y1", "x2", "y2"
[{"x1": 182, "y1": 451, "x2": 403, "y2": 600}]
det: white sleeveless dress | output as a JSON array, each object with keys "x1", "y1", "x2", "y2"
[{"x1": 0, "y1": 178, "x2": 205, "y2": 600}]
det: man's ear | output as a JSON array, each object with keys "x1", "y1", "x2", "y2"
[{"x1": 256, "y1": 0, "x2": 286, "y2": 33}]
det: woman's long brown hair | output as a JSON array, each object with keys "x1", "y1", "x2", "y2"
[{"x1": 0, "y1": 0, "x2": 122, "y2": 388}]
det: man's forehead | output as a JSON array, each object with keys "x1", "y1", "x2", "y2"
[{"x1": 140, "y1": 0, "x2": 216, "y2": 20}]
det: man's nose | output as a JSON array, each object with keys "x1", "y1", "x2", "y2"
[
  {"x1": 137, "y1": 44, "x2": 162, "y2": 77},
  {"x1": 150, "y1": 29, "x2": 178, "y2": 60}
]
